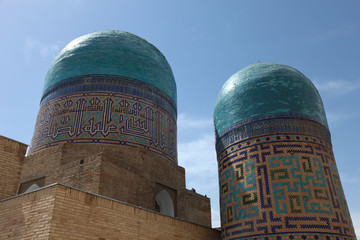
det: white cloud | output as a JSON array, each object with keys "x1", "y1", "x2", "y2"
[
  {"x1": 351, "y1": 212, "x2": 360, "y2": 239},
  {"x1": 326, "y1": 112, "x2": 356, "y2": 124},
  {"x1": 40, "y1": 44, "x2": 60, "y2": 59},
  {"x1": 178, "y1": 133, "x2": 220, "y2": 228},
  {"x1": 313, "y1": 79, "x2": 359, "y2": 96},
  {"x1": 178, "y1": 133, "x2": 216, "y2": 176},
  {"x1": 178, "y1": 113, "x2": 213, "y2": 130},
  {"x1": 25, "y1": 37, "x2": 60, "y2": 63},
  {"x1": 339, "y1": 172, "x2": 360, "y2": 184},
  {"x1": 211, "y1": 208, "x2": 221, "y2": 228}
]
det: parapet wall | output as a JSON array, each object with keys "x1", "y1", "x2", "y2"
[
  {"x1": 20, "y1": 143, "x2": 211, "y2": 227},
  {"x1": 0, "y1": 136, "x2": 27, "y2": 200},
  {"x1": 0, "y1": 184, "x2": 221, "y2": 240}
]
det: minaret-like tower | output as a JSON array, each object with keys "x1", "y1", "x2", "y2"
[{"x1": 214, "y1": 63, "x2": 356, "y2": 239}]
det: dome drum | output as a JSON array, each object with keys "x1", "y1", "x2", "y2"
[
  {"x1": 215, "y1": 114, "x2": 331, "y2": 154},
  {"x1": 40, "y1": 74, "x2": 177, "y2": 119},
  {"x1": 28, "y1": 30, "x2": 178, "y2": 164},
  {"x1": 214, "y1": 63, "x2": 331, "y2": 155},
  {"x1": 214, "y1": 63, "x2": 355, "y2": 239}
]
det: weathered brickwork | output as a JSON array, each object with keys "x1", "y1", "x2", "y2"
[
  {"x1": 0, "y1": 187, "x2": 56, "y2": 239},
  {"x1": 217, "y1": 124, "x2": 356, "y2": 239},
  {"x1": 0, "y1": 136, "x2": 27, "y2": 199},
  {"x1": 20, "y1": 143, "x2": 211, "y2": 227},
  {"x1": 0, "y1": 184, "x2": 221, "y2": 240},
  {"x1": 178, "y1": 189, "x2": 212, "y2": 226}
]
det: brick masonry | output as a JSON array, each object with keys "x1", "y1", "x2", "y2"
[
  {"x1": 0, "y1": 185, "x2": 55, "y2": 239},
  {"x1": 0, "y1": 184, "x2": 221, "y2": 240},
  {"x1": 20, "y1": 143, "x2": 211, "y2": 227},
  {"x1": 0, "y1": 136, "x2": 27, "y2": 200}
]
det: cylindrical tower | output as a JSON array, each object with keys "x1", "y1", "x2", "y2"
[
  {"x1": 214, "y1": 63, "x2": 356, "y2": 239},
  {"x1": 29, "y1": 30, "x2": 177, "y2": 163}
]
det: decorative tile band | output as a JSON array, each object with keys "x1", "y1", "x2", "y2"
[
  {"x1": 217, "y1": 133, "x2": 333, "y2": 162},
  {"x1": 29, "y1": 90, "x2": 177, "y2": 163},
  {"x1": 216, "y1": 117, "x2": 331, "y2": 153},
  {"x1": 217, "y1": 110, "x2": 329, "y2": 139},
  {"x1": 41, "y1": 74, "x2": 177, "y2": 119},
  {"x1": 217, "y1": 130, "x2": 355, "y2": 239},
  {"x1": 226, "y1": 232, "x2": 357, "y2": 240}
]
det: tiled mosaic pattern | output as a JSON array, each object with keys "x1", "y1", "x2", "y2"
[
  {"x1": 43, "y1": 31, "x2": 177, "y2": 103},
  {"x1": 213, "y1": 63, "x2": 328, "y2": 136},
  {"x1": 41, "y1": 74, "x2": 176, "y2": 119},
  {"x1": 216, "y1": 115, "x2": 330, "y2": 153},
  {"x1": 230, "y1": 232, "x2": 356, "y2": 240},
  {"x1": 29, "y1": 90, "x2": 177, "y2": 163},
  {"x1": 218, "y1": 132, "x2": 356, "y2": 240}
]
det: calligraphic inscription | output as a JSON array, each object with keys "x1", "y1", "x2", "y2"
[
  {"x1": 218, "y1": 133, "x2": 356, "y2": 240},
  {"x1": 29, "y1": 91, "x2": 177, "y2": 163}
]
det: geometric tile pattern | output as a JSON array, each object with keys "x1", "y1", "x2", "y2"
[
  {"x1": 229, "y1": 232, "x2": 357, "y2": 240},
  {"x1": 216, "y1": 115, "x2": 331, "y2": 153},
  {"x1": 29, "y1": 90, "x2": 177, "y2": 163},
  {"x1": 41, "y1": 74, "x2": 177, "y2": 119},
  {"x1": 218, "y1": 132, "x2": 356, "y2": 240}
]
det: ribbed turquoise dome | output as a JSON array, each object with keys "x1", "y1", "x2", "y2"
[
  {"x1": 214, "y1": 62, "x2": 327, "y2": 136},
  {"x1": 43, "y1": 30, "x2": 176, "y2": 104}
]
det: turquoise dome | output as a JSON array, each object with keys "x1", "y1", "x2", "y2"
[
  {"x1": 214, "y1": 62, "x2": 328, "y2": 136},
  {"x1": 43, "y1": 30, "x2": 176, "y2": 104}
]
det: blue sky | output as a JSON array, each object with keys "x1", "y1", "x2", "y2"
[{"x1": 0, "y1": 0, "x2": 359, "y2": 235}]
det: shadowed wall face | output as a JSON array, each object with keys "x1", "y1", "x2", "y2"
[
  {"x1": 0, "y1": 136, "x2": 27, "y2": 200},
  {"x1": 214, "y1": 63, "x2": 356, "y2": 240},
  {"x1": 28, "y1": 31, "x2": 177, "y2": 163}
]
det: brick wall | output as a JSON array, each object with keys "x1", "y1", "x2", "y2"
[
  {"x1": 178, "y1": 189, "x2": 212, "y2": 227},
  {"x1": 0, "y1": 136, "x2": 27, "y2": 199},
  {"x1": 20, "y1": 143, "x2": 212, "y2": 227},
  {"x1": 46, "y1": 153, "x2": 102, "y2": 193},
  {"x1": 20, "y1": 144, "x2": 63, "y2": 186},
  {"x1": 0, "y1": 187, "x2": 56, "y2": 239},
  {"x1": 0, "y1": 184, "x2": 221, "y2": 239}
]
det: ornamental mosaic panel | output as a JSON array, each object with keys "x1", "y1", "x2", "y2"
[
  {"x1": 41, "y1": 74, "x2": 177, "y2": 118},
  {"x1": 29, "y1": 91, "x2": 177, "y2": 163},
  {"x1": 218, "y1": 134, "x2": 356, "y2": 240},
  {"x1": 216, "y1": 115, "x2": 331, "y2": 153}
]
